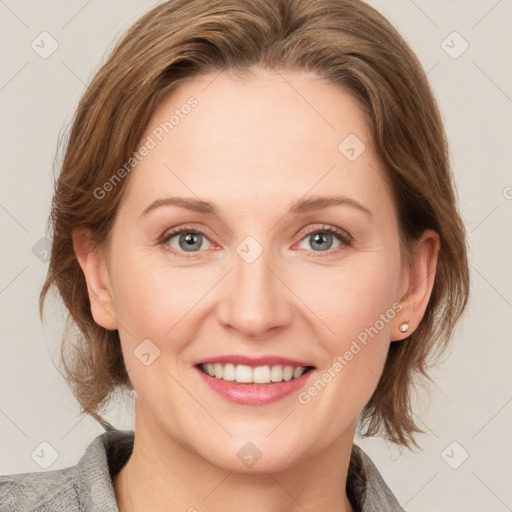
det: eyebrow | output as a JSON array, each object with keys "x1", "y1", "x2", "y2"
[{"x1": 141, "y1": 194, "x2": 372, "y2": 218}]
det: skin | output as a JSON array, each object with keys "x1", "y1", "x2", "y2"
[{"x1": 74, "y1": 67, "x2": 439, "y2": 512}]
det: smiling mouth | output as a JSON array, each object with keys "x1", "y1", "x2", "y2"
[{"x1": 197, "y1": 363, "x2": 315, "y2": 384}]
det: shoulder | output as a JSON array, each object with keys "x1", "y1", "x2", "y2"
[
  {"x1": 0, "y1": 428, "x2": 134, "y2": 512},
  {"x1": 0, "y1": 465, "x2": 79, "y2": 512},
  {"x1": 349, "y1": 444, "x2": 406, "y2": 512}
]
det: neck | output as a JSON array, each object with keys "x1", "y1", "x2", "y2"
[{"x1": 114, "y1": 402, "x2": 357, "y2": 512}]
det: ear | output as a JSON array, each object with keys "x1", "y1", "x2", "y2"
[
  {"x1": 392, "y1": 229, "x2": 440, "y2": 341},
  {"x1": 72, "y1": 228, "x2": 118, "y2": 330}
]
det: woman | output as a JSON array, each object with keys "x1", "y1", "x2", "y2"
[{"x1": 0, "y1": 0, "x2": 469, "y2": 510}]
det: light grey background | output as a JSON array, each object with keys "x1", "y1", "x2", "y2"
[{"x1": 1, "y1": 1, "x2": 511, "y2": 511}]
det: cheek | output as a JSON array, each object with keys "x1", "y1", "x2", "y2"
[
  {"x1": 109, "y1": 247, "x2": 226, "y2": 375},
  {"x1": 299, "y1": 253, "x2": 401, "y2": 348},
  {"x1": 295, "y1": 254, "x2": 400, "y2": 411},
  {"x1": 110, "y1": 253, "x2": 200, "y2": 404},
  {"x1": 109, "y1": 250, "x2": 195, "y2": 346}
]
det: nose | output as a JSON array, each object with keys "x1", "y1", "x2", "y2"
[{"x1": 216, "y1": 242, "x2": 293, "y2": 339}]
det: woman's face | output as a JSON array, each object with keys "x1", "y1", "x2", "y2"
[{"x1": 88, "y1": 68, "x2": 414, "y2": 471}]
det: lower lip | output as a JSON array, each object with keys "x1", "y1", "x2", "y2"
[{"x1": 196, "y1": 367, "x2": 314, "y2": 406}]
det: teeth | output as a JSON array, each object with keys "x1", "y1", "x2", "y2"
[
  {"x1": 223, "y1": 363, "x2": 236, "y2": 381},
  {"x1": 254, "y1": 365, "x2": 271, "y2": 384},
  {"x1": 200, "y1": 363, "x2": 309, "y2": 384},
  {"x1": 214, "y1": 363, "x2": 223, "y2": 379},
  {"x1": 293, "y1": 367, "x2": 304, "y2": 379},
  {"x1": 283, "y1": 366, "x2": 294, "y2": 381},
  {"x1": 235, "y1": 364, "x2": 253, "y2": 383}
]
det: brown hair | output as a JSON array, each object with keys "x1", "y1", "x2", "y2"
[{"x1": 41, "y1": 0, "x2": 469, "y2": 450}]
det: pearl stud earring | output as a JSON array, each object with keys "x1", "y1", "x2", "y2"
[{"x1": 399, "y1": 320, "x2": 410, "y2": 333}]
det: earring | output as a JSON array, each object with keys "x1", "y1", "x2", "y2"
[{"x1": 399, "y1": 320, "x2": 410, "y2": 333}]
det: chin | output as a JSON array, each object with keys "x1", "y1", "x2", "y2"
[{"x1": 210, "y1": 446, "x2": 303, "y2": 474}]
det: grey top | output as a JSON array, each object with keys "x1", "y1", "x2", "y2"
[{"x1": 0, "y1": 428, "x2": 405, "y2": 511}]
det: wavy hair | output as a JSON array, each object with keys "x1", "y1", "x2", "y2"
[{"x1": 40, "y1": 0, "x2": 470, "y2": 450}]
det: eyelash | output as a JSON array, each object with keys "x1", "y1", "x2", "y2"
[{"x1": 158, "y1": 224, "x2": 353, "y2": 258}]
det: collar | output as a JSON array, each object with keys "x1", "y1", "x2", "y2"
[{"x1": 75, "y1": 428, "x2": 404, "y2": 511}]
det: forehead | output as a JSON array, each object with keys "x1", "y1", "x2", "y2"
[
  {"x1": 120, "y1": 68, "x2": 391, "y2": 219},
  {"x1": 161, "y1": 67, "x2": 373, "y2": 153}
]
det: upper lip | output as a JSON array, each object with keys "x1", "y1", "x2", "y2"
[{"x1": 194, "y1": 354, "x2": 315, "y2": 368}]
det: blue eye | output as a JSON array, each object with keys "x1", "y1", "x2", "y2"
[
  {"x1": 163, "y1": 229, "x2": 212, "y2": 253},
  {"x1": 159, "y1": 224, "x2": 352, "y2": 258},
  {"x1": 296, "y1": 226, "x2": 352, "y2": 256},
  {"x1": 300, "y1": 231, "x2": 338, "y2": 252}
]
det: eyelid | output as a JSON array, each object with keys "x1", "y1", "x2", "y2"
[
  {"x1": 293, "y1": 224, "x2": 353, "y2": 256},
  {"x1": 158, "y1": 223, "x2": 353, "y2": 257},
  {"x1": 297, "y1": 224, "x2": 353, "y2": 245},
  {"x1": 158, "y1": 224, "x2": 216, "y2": 249}
]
